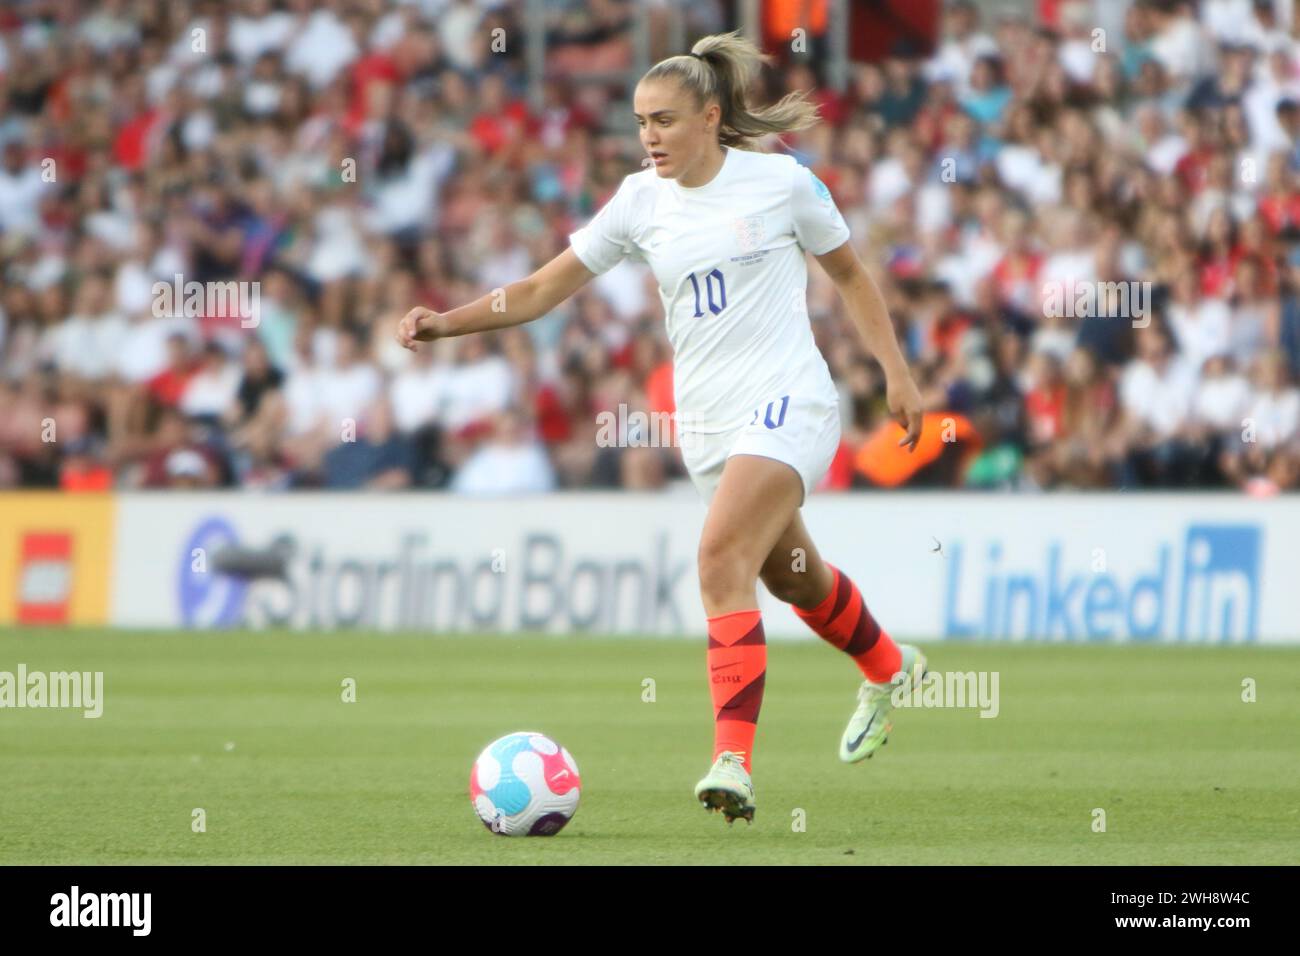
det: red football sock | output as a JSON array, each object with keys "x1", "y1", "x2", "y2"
[
  {"x1": 706, "y1": 609, "x2": 765, "y2": 774},
  {"x1": 792, "y1": 563, "x2": 902, "y2": 683}
]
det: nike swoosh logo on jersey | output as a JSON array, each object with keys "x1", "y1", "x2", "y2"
[
  {"x1": 710, "y1": 661, "x2": 741, "y2": 671},
  {"x1": 847, "y1": 714, "x2": 877, "y2": 752}
]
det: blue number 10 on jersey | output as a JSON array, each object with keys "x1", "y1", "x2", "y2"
[{"x1": 687, "y1": 269, "x2": 727, "y2": 317}]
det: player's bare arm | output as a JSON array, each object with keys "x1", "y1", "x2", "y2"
[
  {"x1": 815, "y1": 239, "x2": 923, "y2": 451},
  {"x1": 396, "y1": 248, "x2": 594, "y2": 350}
]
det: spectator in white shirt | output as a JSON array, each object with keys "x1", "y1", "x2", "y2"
[
  {"x1": 1202, "y1": 0, "x2": 1259, "y2": 45},
  {"x1": 451, "y1": 408, "x2": 556, "y2": 495},
  {"x1": 390, "y1": 341, "x2": 446, "y2": 434},
  {"x1": 229, "y1": 0, "x2": 295, "y2": 67},
  {"x1": 181, "y1": 342, "x2": 242, "y2": 421},
  {"x1": 285, "y1": 3, "x2": 359, "y2": 90},
  {"x1": 1149, "y1": 0, "x2": 1212, "y2": 88},
  {"x1": 1119, "y1": 323, "x2": 1204, "y2": 484},
  {"x1": 0, "y1": 142, "x2": 49, "y2": 238},
  {"x1": 1221, "y1": 349, "x2": 1300, "y2": 490},
  {"x1": 926, "y1": 0, "x2": 999, "y2": 97},
  {"x1": 1227, "y1": 257, "x2": 1280, "y2": 367},
  {"x1": 437, "y1": 0, "x2": 485, "y2": 73},
  {"x1": 315, "y1": 325, "x2": 383, "y2": 438},
  {"x1": 438, "y1": 334, "x2": 515, "y2": 433},
  {"x1": 1243, "y1": 349, "x2": 1300, "y2": 447},
  {"x1": 1168, "y1": 268, "x2": 1232, "y2": 370},
  {"x1": 1191, "y1": 354, "x2": 1252, "y2": 435},
  {"x1": 365, "y1": 130, "x2": 456, "y2": 238}
]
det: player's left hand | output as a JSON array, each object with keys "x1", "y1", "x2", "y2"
[{"x1": 887, "y1": 375, "x2": 923, "y2": 452}]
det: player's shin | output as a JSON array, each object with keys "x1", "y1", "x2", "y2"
[
  {"x1": 706, "y1": 609, "x2": 766, "y2": 773},
  {"x1": 792, "y1": 562, "x2": 902, "y2": 683}
]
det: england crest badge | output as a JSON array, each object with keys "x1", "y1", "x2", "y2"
[{"x1": 733, "y1": 215, "x2": 765, "y2": 253}]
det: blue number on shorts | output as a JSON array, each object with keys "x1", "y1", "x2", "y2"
[
  {"x1": 687, "y1": 268, "x2": 727, "y2": 317},
  {"x1": 749, "y1": 395, "x2": 790, "y2": 429}
]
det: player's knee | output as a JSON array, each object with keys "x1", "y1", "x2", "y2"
[{"x1": 697, "y1": 538, "x2": 753, "y2": 606}]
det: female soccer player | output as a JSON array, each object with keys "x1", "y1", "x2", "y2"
[{"x1": 398, "y1": 31, "x2": 928, "y2": 825}]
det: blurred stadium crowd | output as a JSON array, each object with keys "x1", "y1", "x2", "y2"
[{"x1": 2, "y1": 0, "x2": 1300, "y2": 494}]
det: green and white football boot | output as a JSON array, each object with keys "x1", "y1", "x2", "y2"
[
  {"x1": 694, "y1": 751, "x2": 756, "y2": 824},
  {"x1": 839, "y1": 644, "x2": 928, "y2": 763}
]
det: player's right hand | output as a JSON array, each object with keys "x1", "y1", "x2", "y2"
[
  {"x1": 887, "y1": 374, "x2": 924, "y2": 453},
  {"x1": 396, "y1": 307, "x2": 444, "y2": 351}
]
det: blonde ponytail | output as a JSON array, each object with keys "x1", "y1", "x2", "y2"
[{"x1": 643, "y1": 30, "x2": 821, "y2": 150}]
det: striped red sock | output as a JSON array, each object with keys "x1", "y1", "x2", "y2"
[
  {"x1": 792, "y1": 563, "x2": 901, "y2": 683},
  {"x1": 707, "y1": 609, "x2": 765, "y2": 774}
]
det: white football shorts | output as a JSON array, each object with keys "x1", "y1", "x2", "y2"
[{"x1": 679, "y1": 393, "x2": 841, "y2": 505}]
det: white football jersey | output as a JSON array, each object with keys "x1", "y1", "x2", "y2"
[{"x1": 569, "y1": 145, "x2": 850, "y2": 432}]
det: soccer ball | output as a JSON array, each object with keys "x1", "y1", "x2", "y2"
[{"x1": 469, "y1": 731, "x2": 581, "y2": 836}]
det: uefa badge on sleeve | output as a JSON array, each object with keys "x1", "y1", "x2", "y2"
[{"x1": 810, "y1": 171, "x2": 833, "y2": 205}]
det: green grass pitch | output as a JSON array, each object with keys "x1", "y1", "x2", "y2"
[{"x1": 1, "y1": 630, "x2": 1296, "y2": 865}]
